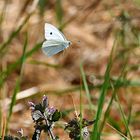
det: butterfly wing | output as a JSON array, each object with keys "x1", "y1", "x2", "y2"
[
  {"x1": 45, "y1": 23, "x2": 66, "y2": 41},
  {"x1": 42, "y1": 40, "x2": 68, "y2": 57}
]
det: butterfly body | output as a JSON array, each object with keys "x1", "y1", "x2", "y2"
[{"x1": 42, "y1": 23, "x2": 71, "y2": 57}]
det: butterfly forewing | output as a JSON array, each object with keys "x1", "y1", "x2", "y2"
[{"x1": 45, "y1": 23, "x2": 66, "y2": 41}]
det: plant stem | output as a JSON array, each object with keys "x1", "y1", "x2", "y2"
[{"x1": 44, "y1": 118, "x2": 56, "y2": 140}]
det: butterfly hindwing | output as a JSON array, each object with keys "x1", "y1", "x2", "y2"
[{"x1": 42, "y1": 40, "x2": 67, "y2": 57}]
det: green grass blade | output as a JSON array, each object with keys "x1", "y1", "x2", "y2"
[
  {"x1": 6, "y1": 78, "x2": 20, "y2": 132},
  {"x1": 115, "y1": 94, "x2": 133, "y2": 140},
  {"x1": 99, "y1": 83, "x2": 116, "y2": 132},
  {"x1": 0, "y1": 102, "x2": 2, "y2": 135},
  {"x1": 80, "y1": 63, "x2": 93, "y2": 111},
  {"x1": 99, "y1": 59, "x2": 128, "y2": 134},
  {"x1": 0, "y1": 0, "x2": 9, "y2": 29},
  {"x1": 80, "y1": 84, "x2": 83, "y2": 140},
  {"x1": 29, "y1": 60, "x2": 61, "y2": 68},
  {"x1": 55, "y1": 0, "x2": 63, "y2": 27},
  {"x1": 6, "y1": 33, "x2": 28, "y2": 132},
  {"x1": 91, "y1": 38, "x2": 117, "y2": 140},
  {"x1": 124, "y1": 104, "x2": 132, "y2": 139},
  {"x1": 6, "y1": 34, "x2": 28, "y2": 133},
  {"x1": 0, "y1": 42, "x2": 42, "y2": 87},
  {"x1": 0, "y1": 13, "x2": 31, "y2": 55},
  {"x1": 38, "y1": 0, "x2": 48, "y2": 15},
  {"x1": 25, "y1": 42, "x2": 42, "y2": 57},
  {"x1": 19, "y1": 33, "x2": 28, "y2": 71}
]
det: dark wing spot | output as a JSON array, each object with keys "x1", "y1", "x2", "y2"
[
  {"x1": 68, "y1": 41, "x2": 71, "y2": 45},
  {"x1": 50, "y1": 32, "x2": 52, "y2": 35}
]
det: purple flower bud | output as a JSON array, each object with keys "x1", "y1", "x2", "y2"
[
  {"x1": 48, "y1": 107, "x2": 56, "y2": 115},
  {"x1": 42, "y1": 95, "x2": 49, "y2": 108},
  {"x1": 28, "y1": 101, "x2": 35, "y2": 111},
  {"x1": 28, "y1": 101, "x2": 35, "y2": 107},
  {"x1": 44, "y1": 106, "x2": 56, "y2": 119}
]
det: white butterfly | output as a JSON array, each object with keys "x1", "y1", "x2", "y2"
[{"x1": 42, "y1": 23, "x2": 71, "y2": 57}]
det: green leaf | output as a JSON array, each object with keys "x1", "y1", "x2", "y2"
[{"x1": 52, "y1": 110, "x2": 61, "y2": 122}]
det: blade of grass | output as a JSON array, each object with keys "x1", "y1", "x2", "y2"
[
  {"x1": 0, "y1": 13, "x2": 31, "y2": 55},
  {"x1": 115, "y1": 94, "x2": 133, "y2": 140},
  {"x1": 106, "y1": 123, "x2": 130, "y2": 140},
  {"x1": 6, "y1": 34, "x2": 28, "y2": 133},
  {"x1": 107, "y1": 116, "x2": 122, "y2": 132},
  {"x1": 29, "y1": 60, "x2": 61, "y2": 68},
  {"x1": 14, "y1": 78, "x2": 140, "y2": 101},
  {"x1": 99, "y1": 58, "x2": 128, "y2": 133},
  {"x1": 80, "y1": 63, "x2": 93, "y2": 111},
  {"x1": 55, "y1": 0, "x2": 63, "y2": 27},
  {"x1": 80, "y1": 82, "x2": 83, "y2": 140},
  {"x1": 99, "y1": 82, "x2": 116, "y2": 132},
  {"x1": 0, "y1": 0, "x2": 9, "y2": 29},
  {"x1": 38, "y1": 0, "x2": 48, "y2": 15},
  {"x1": 1, "y1": 114, "x2": 6, "y2": 140},
  {"x1": 6, "y1": 78, "x2": 20, "y2": 133},
  {"x1": 0, "y1": 110, "x2": 2, "y2": 136},
  {"x1": 0, "y1": 42, "x2": 42, "y2": 87},
  {"x1": 124, "y1": 103, "x2": 132, "y2": 139},
  {"x1": 91, "y1": 38, "x2": 117, "y2": 140}
]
